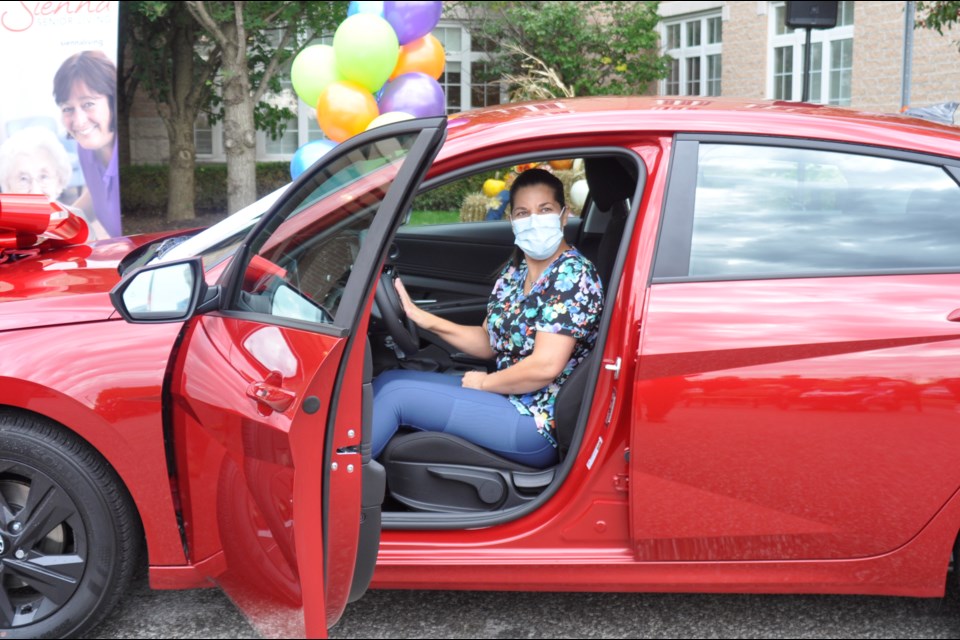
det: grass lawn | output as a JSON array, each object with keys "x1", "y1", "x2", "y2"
[{"x1": 407, "y1": 210, "x2": 460, "y2": 226}]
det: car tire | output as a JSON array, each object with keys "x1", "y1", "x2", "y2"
[{"x1": 0, "y1": 410, "x2": 141, "y2": 638}]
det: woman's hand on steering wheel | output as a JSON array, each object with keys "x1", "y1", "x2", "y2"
[
  {"x1": 375, "y1": 269, "x2": 421, "y2": 357},
  {"x1": 393, "y1": 277, "x2": 424, "y2": 327}
]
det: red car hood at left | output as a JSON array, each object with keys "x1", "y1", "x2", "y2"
[{"x1": 0, "y1": 233, "x2": 175, "y2": 332}]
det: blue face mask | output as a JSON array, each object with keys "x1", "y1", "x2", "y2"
[{"x1": 512, "y1": 211, "x2": 564, "y2": 260}]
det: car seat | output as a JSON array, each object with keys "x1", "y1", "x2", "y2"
[{"x1": 380, "y1": 350, "x2": 598, "y2": 512}]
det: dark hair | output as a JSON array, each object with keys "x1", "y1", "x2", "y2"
[
  {"x1": 509, "y1": 168, "x2": 565, "y2": 213},
  {"x1": 53, "y1": 51, "x2": 117, "y2": 131}
]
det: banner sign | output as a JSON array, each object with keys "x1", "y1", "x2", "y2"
[{"x1": 0, "y1": 1, "x2": 120, "y2": 239}]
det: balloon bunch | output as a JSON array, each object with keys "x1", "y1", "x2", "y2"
[
  {"x1": 289, "y1": 0, "x2": 445, "y2": 179},
  {"x1": 0, "y1": 194, "x2": 89, "y2": 263}
]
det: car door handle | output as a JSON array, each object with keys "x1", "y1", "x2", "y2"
[
  {"x1": 246, "y1": 373, "x2": 296, "y2": 413},
  {"x1": 948, "y1": 309, "x2": 960, "y2": 322}
]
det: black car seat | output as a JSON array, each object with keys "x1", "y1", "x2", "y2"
[
  {"x1": 576, "y1": 156, "x2": 638, "y2": 288},
  {"x1": 380, "y1": 350, "x2": 598, "y2": 512}
]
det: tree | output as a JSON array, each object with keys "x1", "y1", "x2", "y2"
[
  {"x1": 458, "y1": 1, "x2": 669, "y2": 100},
  {"x1": 916, "y1": 1, "x2": 960, "y2": 49},
  {"x1": 184, "y1": 1, "x2": 346, "y2": 214},
  {"x1": 123, "y1": 1, "x2": 221, "y2": 221}
]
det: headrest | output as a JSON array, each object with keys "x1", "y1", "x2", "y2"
[{"x1": 584, "y1": 157, "x2": 637, "y2": 211}]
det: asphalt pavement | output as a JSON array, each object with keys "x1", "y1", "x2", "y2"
[{"x1": 93, "y1": 567, "x2": 960, "y2": 639}]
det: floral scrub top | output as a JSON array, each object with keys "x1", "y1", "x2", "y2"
[{"x1": 486, "y1": 248, "x2": 604, "y2": 448}]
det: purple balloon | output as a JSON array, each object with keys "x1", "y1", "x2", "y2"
[
  {"x1": 378, "y1": 72, "x2": 446, "y2": 118},
  {"x1": 383, "y1": 1, "x2": 442, "y2": 45}
]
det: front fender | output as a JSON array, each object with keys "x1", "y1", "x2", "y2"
[{"x1": 0, "y1": 318, "x2": 188, "y2": 566}]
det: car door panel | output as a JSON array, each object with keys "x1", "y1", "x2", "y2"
[
  {"x1": 634, "y1": 136, "x2": 960, "y2": 562},
  {"x1": 634, "y1": 275, "x2": 960, "y2": 561},
  {"x1": 167, "y1": 119, "x2": 447, "y2": 637}
]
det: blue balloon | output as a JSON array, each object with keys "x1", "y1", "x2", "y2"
[
  {"x1": 347, "y1": 1, "x2": 384, "y2": 17},
  {"x1": 290, "y1": 139, "x2": 337, "y2": 180}
]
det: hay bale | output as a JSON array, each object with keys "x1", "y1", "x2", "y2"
[{"x1": 460, "y1": 192, "x2": 490, "y2": 222}]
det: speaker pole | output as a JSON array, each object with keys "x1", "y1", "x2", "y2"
[{"x1": 802, "y1": 26, "x2": 813, "y2": 102}]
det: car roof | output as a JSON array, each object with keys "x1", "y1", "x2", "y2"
[{"x1": 438, "y1": 96, "x2": 960, "y2": 160}]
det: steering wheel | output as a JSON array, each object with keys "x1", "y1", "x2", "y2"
[{"x1": 374, "y1": 269, "x2": 420, "y2": 357}]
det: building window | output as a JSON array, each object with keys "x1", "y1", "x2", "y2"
[
  {"x1": 435, "y1": 23, "x2": 501, "y2": 114},
  {"x1": 661, "y1": 12, "x2": 722, "y2": 97},
  {"x1": 768, "y1": 1, "x2": 854, "y2": 105}
]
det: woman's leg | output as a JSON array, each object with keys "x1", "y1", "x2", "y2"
[{"x1": 372, "y1": 369, "x2": 557, "y2": 468}]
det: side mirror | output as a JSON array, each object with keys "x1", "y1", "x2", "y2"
[{"x1": 110, "y1": 257, "x2": 211, "y2": 323}]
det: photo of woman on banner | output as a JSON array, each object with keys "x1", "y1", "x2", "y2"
[
  {"x1": 53, "y1": 50, "x2": 120, "y2": 238},
  {"x1": 0, "y1": 126, "x2": 110, "y2": 241}
]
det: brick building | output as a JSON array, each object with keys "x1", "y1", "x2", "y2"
[
  {"x1": 129, "y1": 1, "x2": 960, "y2": 166},
  {"x1": 659, "y1": 1, "x2": 960, "y2": 116}
]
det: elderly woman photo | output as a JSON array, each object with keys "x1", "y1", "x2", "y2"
[{"x1": 0, "y1": 126, "x2": 108, "y2": 240}]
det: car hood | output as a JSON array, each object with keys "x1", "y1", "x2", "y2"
[{"x1": 0, "y1": 233, "x2": 170, "y2": 332}]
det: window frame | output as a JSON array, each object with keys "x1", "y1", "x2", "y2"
[
  {"x1": 652, "y1": 133, "x2": 960, "y2": 283},
  {"x1": 659, "y1": 10, "x2": 723, "y2": 97}
]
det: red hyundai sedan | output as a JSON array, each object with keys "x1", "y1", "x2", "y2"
[{"x1": 3, "y1": 97, "x2": 960, "y2": 638}]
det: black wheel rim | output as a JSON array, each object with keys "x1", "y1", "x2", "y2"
[{"x1": 0, "y1": 460, "x2": 86, "y2": 628}]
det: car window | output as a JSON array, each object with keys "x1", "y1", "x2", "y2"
[
  {"x1": 662, "y1": 143, "x2": 960, "y2": 279},
  {"x1": 235, "y1": 134, "x2": 418, "y2": 326},
  {"x1": 406, "y1": 159, "x2": 587, "y2": 226}
]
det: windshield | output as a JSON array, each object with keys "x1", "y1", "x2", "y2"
[{"x1": 154, "y1": 184, "x2": 290, "y2": 267}]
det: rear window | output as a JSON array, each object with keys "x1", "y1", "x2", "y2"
[{"x1": 657, "y1": 143, "x2": 960, "y2": 279}]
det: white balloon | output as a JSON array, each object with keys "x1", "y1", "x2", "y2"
[
  {"x1": 570, "y1": 179, "x2": 589, "y2": 210},
  {"x1": 365, "y1": 111, "x2": 414, "y2": 130}
]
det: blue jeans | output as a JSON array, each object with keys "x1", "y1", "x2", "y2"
[{"x1": 372, "y1": 369, "x2": 558, "y2": 468}]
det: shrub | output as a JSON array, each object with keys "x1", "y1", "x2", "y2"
[{"x1": 120, "y1": 162, "x2": 292, "y2": 217}]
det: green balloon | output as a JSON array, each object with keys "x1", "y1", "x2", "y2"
[
  {"x1": 334, "y1": 14, "x2": 400, "y2": 93},
  {"x1": 292, "y1": 45, "x2": 341, "y2": 108}
]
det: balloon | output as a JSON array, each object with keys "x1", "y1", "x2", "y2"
[
  {"x1": 570, "y1": 179, "x2": 589, "y2": 210},
  {"x1": 291, "y1": 45, "x2": 340, "y2": 108},
  {"x1": 378, "y1": 72, "x2": 445, "y2": 118},
  {"x1": 383, "y1": 1, "x2": 443, "y2": 45},
  {"x1": 366, "y1": 111, "x2": 414, "y2": 130},
  {"x1": 390, "y1": 34, "x2": 445, "y2": 80},
  {"x1": 347, "y1": 0, "x2": 383, "y2": 17},
  {"x1": 290, "y1": 139, "x2": 337, "y2": 180},
  {"x1": 334, "y1": 14, "x2": 400, "y2": 93},
  {"x1": 317, "y1": 81, "x2": 380, "y2": 142},
  {"x1": 483, "y1": 179, "x2": 506, "y2": 197}
]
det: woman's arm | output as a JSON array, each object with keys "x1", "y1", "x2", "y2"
[
  {"x1": 394, "y1": 278, "x2": 495, "y2": 360},
  {"x1": 462, "y1": 331, "x2": 576, "y2": 394}
]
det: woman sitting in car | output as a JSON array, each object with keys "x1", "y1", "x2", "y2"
[{"x1": 372, "y1": 168, "x2": 604, "y2": 468}]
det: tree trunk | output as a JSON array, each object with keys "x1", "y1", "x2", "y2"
[
  {"x1": 165, "y1": 120, "x2": 198, "y2": 222},
  {"x1": 163, "y1": 5, "x2": 202, "y2": 222},
  {"x1": 220, "y1": 26, "x2": 258, "y2": 214}
]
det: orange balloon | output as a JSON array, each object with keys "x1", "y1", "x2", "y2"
[
  {"x1": 316, "y1": 81, "x2": 380, "y2": 142},
  {"x1": 390, "y1": 34, "x2": 445, "y2": 81}
]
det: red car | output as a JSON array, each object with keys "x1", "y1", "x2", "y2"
[{"x1": 3, "y1": 97, "x2": 960, "y2": 638}]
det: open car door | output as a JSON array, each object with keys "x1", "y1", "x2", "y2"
[{"x1": 159, "y1": 118, "x2": 446, "y2": 637}]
